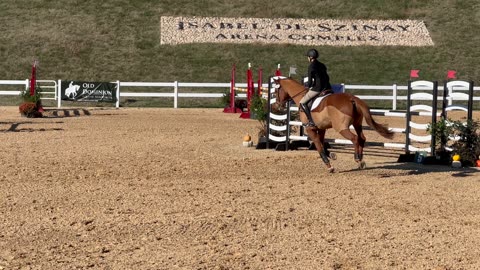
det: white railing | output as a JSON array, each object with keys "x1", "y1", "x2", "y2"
[
  {"x1": 1, "y1": 79, "x2": 479, "y2": 110},
  {"x1": 0, "y1": 80, "x2": 28, "y2": 95},
  {"x1": 0, "y1": 79, "x2": 56, "y2": 99},
  {"x1": 117, "y1": 81, "x2": 251, "y2": 108}
]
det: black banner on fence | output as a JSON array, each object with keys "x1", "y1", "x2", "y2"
[{"x1": 61, "y1": 81, "x2": 117, "y2": 102}]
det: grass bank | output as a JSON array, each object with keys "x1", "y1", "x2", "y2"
[{"x1": 0, "y1": 0, "x2": 479, "y2": 107}]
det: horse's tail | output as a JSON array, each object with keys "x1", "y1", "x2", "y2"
[{"x1": 352, "y1": 96, "x2": 394, "y2": 139}]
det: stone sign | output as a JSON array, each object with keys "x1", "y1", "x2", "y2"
[{"x1": 160, "y1": 16, "x2": 434, "y2": 46}]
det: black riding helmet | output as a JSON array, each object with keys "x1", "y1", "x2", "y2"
[{"x1": 306, "y1": 48, "x2": 319, "y2": 59}]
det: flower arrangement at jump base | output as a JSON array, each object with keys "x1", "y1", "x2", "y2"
[
  {"x1": 19, "y1": 60, "x2": 43, "y2": 118},
  {"x1": 449, "y1": 120, "x2": 480, "y2": 167},
  {"x1": 427, "y1": 118, "x2": 480, "y2": 167}
]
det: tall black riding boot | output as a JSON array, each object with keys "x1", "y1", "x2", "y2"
[{"x1": 300, "y1": 103, "x2": 315, "y2": 127}]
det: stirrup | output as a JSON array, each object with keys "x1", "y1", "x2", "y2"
[{"x1": 303, "y1": 121, "x2": 316, "y2": 127}]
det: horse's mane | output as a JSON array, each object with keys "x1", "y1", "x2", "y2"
[
  {"x1": 282, "y1": 77, "x2": 301, "y2": 85},
  {"x1": 280, "y1": 78, "x2": 304, "y2": 91}
]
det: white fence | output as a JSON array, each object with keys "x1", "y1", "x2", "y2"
[
  {"x1": 1, "y1": 79, "x2": 479, "y2": 110},
  {"x1": 116, "y1": 81, "x2": 250, "y2": 109},
  {"x1": 0, "y1": 79, "x2": 57, "y2": 100}
]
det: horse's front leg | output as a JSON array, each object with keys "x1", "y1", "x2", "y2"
[{"x1": 306, "y1": 127, "x2": 334, "y2": 173}]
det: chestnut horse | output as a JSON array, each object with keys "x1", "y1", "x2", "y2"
[{"x1": 274, "y1": 77, "x2": 393, "y2": 172}]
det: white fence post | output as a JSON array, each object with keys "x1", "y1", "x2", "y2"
[
  {"x1": 448, "y1": 85, "x2": 453, "y2": 106},
  {"x1": 174, "y1": 81, "x2": 178, "y2": 108},
  {"x1": 116, "y1": 80, "x2": 120, "y2": 108},
  {"x1": 392, "y1": 83, "x2": 397, "y2": 110},
  {"x1": 54, "y1": 80, "x2": 58, "y2": 101},
  {"x1": 57, "y1": 80, "x2": 62, "y2": 108}
]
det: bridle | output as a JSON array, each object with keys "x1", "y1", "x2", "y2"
[{"x1": 274, "y1": 81, "x2": 307, "y2": 107}]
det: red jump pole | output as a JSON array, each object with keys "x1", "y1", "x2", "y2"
[
  {"x1": 257, "y1": 67, "x2": 263, "y2": 96},
  {"x1": 240, "y1": 63, "x2": 253, "y2": 118},
  {"x1": 223, "y1": 64, "x2": 242, "y2": 113},
  {"x1": 30, "y1": 60, "x2": 37, "y2": 96}
]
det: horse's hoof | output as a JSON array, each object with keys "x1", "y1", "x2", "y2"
[
  {"x1": 327, "y1": 167, "x2": 335, "y2": 173},
  {"x1": 329, "y1": 153, "x2": 337, "y2": 160},
  {"x1": 358, "y1": 161, "x2": 366, "y2": 170}
]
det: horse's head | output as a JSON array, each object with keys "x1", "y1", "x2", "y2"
[
  {"x1": 273, "y1": 77, "x2": 305, "y2": 109},
  {"x1": 273, "y1": 77, "x2": 291, "y2": 108}
]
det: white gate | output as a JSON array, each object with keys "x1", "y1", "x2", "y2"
[{"x1": 37, "y1": 80, "x2": 57, "y2": 100}]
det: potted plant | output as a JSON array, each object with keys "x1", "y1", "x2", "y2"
[{"x1": 19, "y1": 86, "x2": 43, "y2": 118}]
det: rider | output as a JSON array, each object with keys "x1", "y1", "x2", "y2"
[{"x1": 299, "y1": 48, "x2": 333, "y2": 127}]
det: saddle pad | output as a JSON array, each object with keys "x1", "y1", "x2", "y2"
[{"x1": 311, "y1": 94, "x2": 332, "y2": 110}]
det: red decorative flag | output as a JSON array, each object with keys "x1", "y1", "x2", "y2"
[
  {"x1": 30, "y1": 60, "x2": 37, "y2": 96},
  {"x1": 410, "y1": 69, "x2": 419, "y2": 78},
  {"x1": 447, "y1": 70, "x2": 456, "y2": 79}
]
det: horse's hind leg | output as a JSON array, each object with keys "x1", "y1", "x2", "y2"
[
  {"x1": 353, "y1": 124, "x2": 366, "y2": 162},
  {"x1": 338, "y1": 128, "x2": 366, "y2": 169},
  {"x1": 306, "y1": 127, "x2": 334, "y2": 173}
]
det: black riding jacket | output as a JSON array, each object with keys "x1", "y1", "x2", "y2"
[{"x1": 307, "y1": 60, "x2": 332, "y2": 92}]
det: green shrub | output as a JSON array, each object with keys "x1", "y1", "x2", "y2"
[
  {"x1": 250, "y1": 94, "x2": 268, "y2": 122},
  {"x1": 427, "y1": 117, "x2": 454, "y2": 152},
  {"x1": 20, "y1": 86, "x2": 42, "y2": 104}
]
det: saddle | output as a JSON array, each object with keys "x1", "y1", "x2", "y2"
[{"x1": 308, "y1": 91, "x2": 333, "y2": 110}]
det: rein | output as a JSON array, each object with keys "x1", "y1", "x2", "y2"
[
  {"x1": 290, "y1": 88, "x2": 308, "y2": 100},
  {"x1": 276, "y1": 83, "x2": 307, "y2": 106}
]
